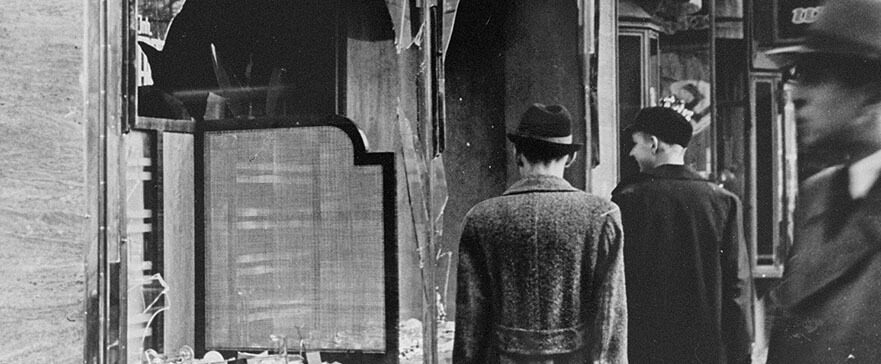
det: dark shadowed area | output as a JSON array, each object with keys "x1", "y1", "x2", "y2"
[{"x1": 0, "y1": 0, "x2": 85, "y2": 362}]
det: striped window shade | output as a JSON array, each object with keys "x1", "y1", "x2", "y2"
[{"x1": 202, "y1": 125, "x2": 388, "y2": 352}]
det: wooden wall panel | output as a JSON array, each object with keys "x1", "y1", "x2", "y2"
[
  {"x1": 347, "y1": 38, "x2": 399, "y2": 153},
  {"x1": 346, "y1": 9, "x2": 424, "y2": 321},
  {"x1": 162, "y1": 132, "x2": 195, "y2": 351}
]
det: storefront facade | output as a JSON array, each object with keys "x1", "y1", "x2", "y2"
[{"x1": 83, "y1": 0, "x2": 809, "y2": 363}]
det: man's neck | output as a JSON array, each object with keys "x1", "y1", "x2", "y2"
[
  {"x1": 519, "y1": 162, "x2": 566, "y2": 179},
  {"x1": 650, "y1": 152, "x2": 685, "y2": 169}
]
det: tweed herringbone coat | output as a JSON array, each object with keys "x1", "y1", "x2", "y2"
[
  {"x1": 611, "y1": 165, "x2": 754, "y2": 364},
  {"x1": 453, "y1": 175, "x2": 627, "y2": 364},
  {"x1": 767, "y1": 165, "x2": 881, "y2": 363}
]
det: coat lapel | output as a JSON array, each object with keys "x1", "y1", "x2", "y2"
[{"x1": 774, "y1": 170, "x2": 881, "y2": 308}]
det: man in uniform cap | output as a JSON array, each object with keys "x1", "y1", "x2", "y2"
[
  {"x1": 612, "y1": 106, "x2": 754, "y2": 364},
  {"x1": 453, "y1": 103, "x2": 627, "y2": 363},
  {"x1": 763, "y1": 0, "x2": 881, "y2": 362}
]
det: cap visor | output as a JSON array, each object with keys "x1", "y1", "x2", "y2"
[
  {"x1": 762, "y1": 44, "x2": 817, "y2": 68},
  {"x1": 762, "y1": 40, "x2": 881, "y2": 68}
]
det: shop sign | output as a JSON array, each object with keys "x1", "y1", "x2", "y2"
[{"x1": 775, "y1": 0, "x2": 824, "y2": 42}]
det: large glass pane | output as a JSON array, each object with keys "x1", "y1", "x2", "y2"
[
  {"x1": 618, "y1": 33, "x2": 643, "y2": 180},
  {"x1": 754, "y1": 81, "x2": 776, "y2": 264},
  {"x1": 137, "y1": 0, "x2": 339, "y2": 121},
  {"x1": 657, "y1": 1, "x2": 714, "y2": 178},
  {"x1": 203, "y1": 127, "x2": 387, "y2": 352}
]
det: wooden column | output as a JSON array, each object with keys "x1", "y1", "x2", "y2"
[
  {"x1": 503, "y1": 0, "x2": 585, "y2": 189},
  {"x1": 592, "y1": 0, "x2": 621, "y2": 196},
  {"x1": 84, "y1": 0, "x2": 131, "y2": 362}
]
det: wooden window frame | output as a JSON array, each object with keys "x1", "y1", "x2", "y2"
[
  {"x1": 748, "y1": 73, "x2": 792, "y2": 278},
  {"x1": 189, "y1": 115, "x2": 399, "y2": 363}
]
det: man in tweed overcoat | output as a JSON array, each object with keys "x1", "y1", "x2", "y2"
[{"x1": 453, "y1": 104, "x2": 627, "y2": 364}]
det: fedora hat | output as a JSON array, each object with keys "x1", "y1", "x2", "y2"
[
  {"x1": 765, "y1": 0, "x2": 881, "y2": 67},
  {"x1": 507, "y1": 103, "x2": 582, "y2": 153}
]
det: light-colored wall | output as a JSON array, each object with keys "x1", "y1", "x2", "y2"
[
  {"x1": 591, "y1": 0, "x2": 620, "y2": 197},
  {"x1": 162, "y1": 132, "x2": 195, "y2": 350}
]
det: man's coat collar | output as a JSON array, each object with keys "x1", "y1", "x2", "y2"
[
  {"x1": 773, "y1": 166, "x2": 881, "y2": 308},
  {"x1": 502, "y1": 175, "x2": 580, "y2": 196},
  {"x1": 612, "y1": 164, "x2": 708, "y2": 195}
]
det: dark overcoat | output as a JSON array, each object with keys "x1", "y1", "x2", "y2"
[
  {"x1": 453, "y1": 175, "x2": 627, "y2": 364},
  {"x1": 611, "y1": 165, "x2": 754, "y2": 364},
  {"x1": 767, "y1": 165, "x2": 881, "y2": 364}
]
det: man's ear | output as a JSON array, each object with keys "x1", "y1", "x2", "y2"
[
  {"x1": 512, "y1": 145, "x2": 524, "y2": 167},
  {"x1": 649, "y1": 135, "x2": 660, "y2": 154},
  {"x1": 565, "y1": 152, "x2": 578, "y2": 167}
]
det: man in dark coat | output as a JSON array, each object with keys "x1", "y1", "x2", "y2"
[
  {"x1": 454, "y1": 104, "x2": 627, "y2": 364},
  {"x1": 762, "y1": 0, "x2": 881, "y2": 362},
  {"x1": 612, "y1": 106, "x2": 754, "y2": 364}
]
